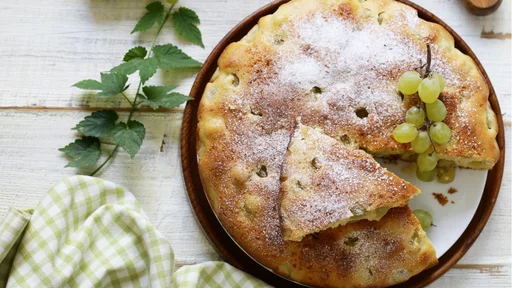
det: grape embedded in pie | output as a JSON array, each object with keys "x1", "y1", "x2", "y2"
[{"x1": 197, "y1": 0, "x2": 498, "y2": 286}]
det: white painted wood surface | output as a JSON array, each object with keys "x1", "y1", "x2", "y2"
[{"x1": 0, "y1": 0, "x2": 510, "y2": 286}]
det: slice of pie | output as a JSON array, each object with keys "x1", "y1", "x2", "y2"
[
  {"x1": 280, "y1": 124, "x2": 420, "y2": 241},
  {"x1": 281, "y1": 206, "x2": 438, "y2": 287}
]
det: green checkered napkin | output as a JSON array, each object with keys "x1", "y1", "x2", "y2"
[{"x1": 0, "y1": 176, "x2": 270, "y2": 288}]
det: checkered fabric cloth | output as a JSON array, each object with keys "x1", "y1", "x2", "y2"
[{"x1": 0, "y1": 176, "x2": 270, "y2": 288}]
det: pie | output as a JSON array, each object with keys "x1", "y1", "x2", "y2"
[{"x1": 196, "y1": 0, "x2": 499, "y2": 286}]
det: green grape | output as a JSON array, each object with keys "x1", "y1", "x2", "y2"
[
  {"x1": 437, "y1": 166, "x2": 456, "y2": 184},
  {"x1": 392, "y1": 123, "x2": 418, "y2": 143},
  {"x1": 413, "y1": 209, "x2": 433, "y2": 231},
  {"x1": 417, "y1": 151, "x2": 438, "y2": 171},
  {"x1": 430, "y1": 122, "x2": 452, "y2": 144},
  {"x1": 418, "y1": 77, "x2": 441, "y2": 104},
  {"x1": 405, "y1": 106, "x2": 426, "y2": 128},
  {"x1": 416, "y1": 166, "x2": 437, "y2": 182},
  {"x1": 432, "y1": 73, "x2": 446, "y2": 91},
  {"x1": 426, "y1": 99, "x2": 447, "y2": 122},
  {"x1": 398, "y1": 71, "x2": 422, "y2": 95},
  {"x1": 411, "y1": 131, "x2": 431, "y2": 153}
]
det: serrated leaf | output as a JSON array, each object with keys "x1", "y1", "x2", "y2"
[
  {"x1": 112, "y1": 121, "x2": 146, "y2": 158},
  {"x1": 73, "y1": 110, "x2": 119, "y2": 137},
  {"x1": 111, "y1": 58, "x2": 158, "y2": 84},
  {"x1": 137, "y1": 57, "x2": 159, "y2": 83},
  {"x1": 97, "y1": 73, "x2": 129, "y2": 98},
  {"x1": 171, "y1": 7, "x2": 204, "y2": 47},
  {"x1": 132, "y1": 2, "x2": 165, "y2": 34},
  {"x1": 141, "y1": 86, "x2": 192, "y2": 109},
  {"x1": 111, "y1": 60, "x2": 140, "y2": 75},
  {"x1": 73, "y1": 79, "x2": 104, "y2": 90},
  {"x1": 73, "y1": 73, "x2": 129, "y2": 98},
  {"x1": 161, "y1": 92, "x2": 193, "y2": 108},
  {"x1": 59, "y1": 137, "x2": 101, "y2": 168},
  {"x1": 123, "y1": 46, "x2": 147, "y2": 62},
  {"x1": 152, "y1": 44, "x2": 202, "y2": 69}
]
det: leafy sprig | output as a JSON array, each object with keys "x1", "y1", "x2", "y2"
[{"x1": 60, "y1": 1, "x2": 203, "y2": 176}]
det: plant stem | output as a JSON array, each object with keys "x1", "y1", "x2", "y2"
[
  {"x1": 90, "y1": 145, "x2": 119, "y2": 176},
  {"x1": 89, "y1": 5, "x2": 175, "y2": 177},
  {"x1": 128, "y1": 4, "x2": 174, "y2": 122},
  {"x1": 121, "y1": 92, "x2": 133, "y2": 106}
]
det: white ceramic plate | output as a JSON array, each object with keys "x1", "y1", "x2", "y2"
[{"x1": 379, "y1": 160, "x2": 487, "y2": 258}]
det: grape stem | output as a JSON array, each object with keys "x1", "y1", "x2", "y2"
[
  {"x1": 425, "y1": 43, "x2": 432, "y2": 77},
  {"x1": 420, "y1": 43, "x2": 437, "y2": 154},
  {"x1": 420, "y1": 102, "x2": 437, "y2": 154}
]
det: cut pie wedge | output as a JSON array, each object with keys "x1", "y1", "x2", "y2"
[{"x1": 280, "y1": 124, "x2": 420, "y2": 241}]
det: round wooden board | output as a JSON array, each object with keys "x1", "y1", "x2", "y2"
[{"x1": 180, "y1": 1, "x2": 506, "y2": 287}]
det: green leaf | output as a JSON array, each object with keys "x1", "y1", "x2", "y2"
[
  {"x1": 137, "y1": 58, "x2": 159, "y2": 83},
  {"x1": 112, "y1": 121, "x2": 146, "y2": 158},
  {"x1": 141, "y1": 86, "x2": 192, "y2": 109},
  {"x1": 97, "y1": 73, "x2": 129, "y2": 98},
  {"x1": 72, "y1": 79, "x2": 103, "y2": 90},
  {"x1": 59, "y1": 137, "x2": 101, "y2": 168},
  {"x1": 123, "y1": 46, "x2": 147, "y2": 62},
  {"x1": 171, "y1": 7, "x2": 204, "y2": 47},
  {"x1": 111, "y1": 60, "x2": 140, "y2": 75},
  {"x1": 132, "y1": 1, "x2": 165, "y2": 34},
  {"x1": 152, "y1": 44, "x2": 202, "y2": 69},
  {"x1": 73, "y1": 73, "x2": 129, "y2": 98},
  {"x1": 73, "y1": 110, "x2": 119, "y2": 137},
  {"x1": 111, "y1": 58, "x2": 158, "y2": 84}
]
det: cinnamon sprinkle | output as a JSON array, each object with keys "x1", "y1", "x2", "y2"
[
  {"x1": 432, "y1": 192, "x2": 448, "y2": 206},
  {"x1": 448, "y1": 187, "x2": 458, "y2": 194}
]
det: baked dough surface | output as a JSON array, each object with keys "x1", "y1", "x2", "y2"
[{"x1": 197, "y1": 0, "x2": 496, "y2": 286}]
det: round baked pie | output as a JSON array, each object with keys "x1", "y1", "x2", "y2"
[{"x1": 196, "y1": 0, "x2": 499, "y2": 287}]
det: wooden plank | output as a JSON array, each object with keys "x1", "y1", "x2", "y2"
[
  {"x1": 0, "y1": 0, "x2": 509, "y2": 123},
  {"x1": 432, "y1": 264, "x2": 511, "y2": 287},
  {"x1": 0, "y1": 110, "x2": 509, "y2": 272},
  {"x1": 0, "y1": 0, "x2": 274, "y2": 109}
]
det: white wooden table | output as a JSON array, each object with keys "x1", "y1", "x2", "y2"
[{"x1": 0, "y1": 0, "x2": 510, "y2": 286}]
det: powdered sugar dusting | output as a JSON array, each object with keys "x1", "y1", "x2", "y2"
[
  {"x1": 293, "y1": 13, "x2": 421, "y2": 70},
  {"x1": 274, "y1": 13, "x2": 424, "y2": 135}
]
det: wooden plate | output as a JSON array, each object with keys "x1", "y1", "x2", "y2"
[{"x1": 180, "y1": 1, "x2": 506, "y2": 287}]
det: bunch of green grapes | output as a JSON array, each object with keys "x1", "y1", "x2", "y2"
[{"x1": 394, "y1": 71, "x2": 455, "y2": 183}]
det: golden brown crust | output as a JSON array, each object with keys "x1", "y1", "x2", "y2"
[
  {"x1": 280, "y1": 124, "x2": 420, "y2": 241},
  {"x1": 196, "y1": 0, "x2": 496, "y2": 287},
  {"x1": 280, "y1": 207, "x2": 437, "y2": 288}
]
